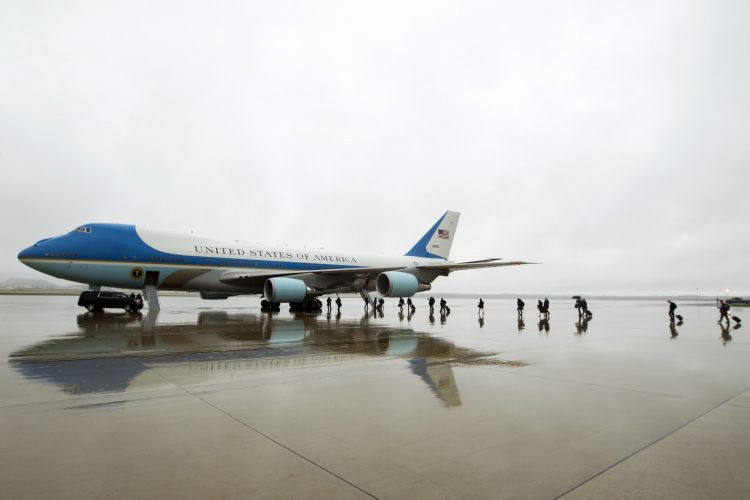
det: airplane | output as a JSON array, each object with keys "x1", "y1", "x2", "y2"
[{"x1": 18, "y1": 211, "x2": 532, "y2": 311}]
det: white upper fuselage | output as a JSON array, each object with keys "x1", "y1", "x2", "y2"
[{"x1": 18, "y1": 224, "x2": 446, "y2": 294}]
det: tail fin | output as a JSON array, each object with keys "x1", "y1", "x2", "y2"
[{"x1": 404, "y1": 211, "x2": 460, "y2": 260}]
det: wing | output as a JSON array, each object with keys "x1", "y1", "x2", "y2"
[
  {"x1": 218, "y1": 259, "x2": 536, "y2": 291},
  {"x1": 417, "y1": 259, "x2": 537, "y2": 271}
]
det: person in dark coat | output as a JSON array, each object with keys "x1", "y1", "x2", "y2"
[
  {"x1": 517, "y1": 298, "x2": 525, "y2": 317},
  {"x1": 478, "y1": 298, "x2": 484, "y2": 316},
  {"x1": 326, "y1": 297, "x2": 332, "y2": 313},
  {"x1": 335, "y1": 296, "x2": 342, "y2": 311},
  {"x1": 428, "y1": 297, "x2": 435, "y2": 313},
  {"x1": 668, "y1": 300, "x2": 677, "y2": 322},
  {"x1": 718, "y1": 300, "x2": 731, "y2": 325}
]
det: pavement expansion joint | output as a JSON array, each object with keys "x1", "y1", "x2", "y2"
[{"x1": 554, "y1": 382, "x2": 750, "y2": 499}]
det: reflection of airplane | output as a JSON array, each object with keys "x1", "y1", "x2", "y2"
[
  {"x1": 9, "y1": 312, "x2": 523, "y2": 406},
  {"x1": 18, "y1": 211, "x2": 531, "y2": 309}
]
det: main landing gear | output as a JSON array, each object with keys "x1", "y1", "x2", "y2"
[
  {"x1": 260, "y1": 300, "x2": 281, "y2": 312},
  {"x1": 289, "y1": 299, "x2": 323, "y2": 312},
  {"x1": 260, "y1": 299, "x2": 323, "y2": 312}
]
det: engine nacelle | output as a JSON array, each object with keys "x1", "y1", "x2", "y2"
[
  {"x1": 376, "y1": 271, "x2": 429, "y2": 297},
  {"x1": 264, "y1": 277, "x2": 309, "y2": 303}
]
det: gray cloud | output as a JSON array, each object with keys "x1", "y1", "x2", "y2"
[{"x1": 1, "y1": 0, "x2": 748, "y2": 295}]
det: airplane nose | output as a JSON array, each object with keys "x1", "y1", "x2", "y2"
[
  {"x1": 18, "y1": 245, "x2": 34, "y2": 260},
  {"x1": 18, "y1": 238, "x2": 51, "y2": 263}
]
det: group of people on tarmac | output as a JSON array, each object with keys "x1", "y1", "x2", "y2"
[
  {"x1": 128, "y1": 292, "x2": 144, "y2": 311},
  {"x1": 326, "y1": 296, "x2": 343, "y2": 313},
  {"x1": 666, "y1": 299, "x2": 741, "y2": 326},
  {"x1": 537, "y1": 298, "x2": 550, "y2": 319},
  {"x1": 397, "y1": 297, "x2": 416, "y2": 314},
  {"x1": 574, "y1": 297, "x2": 592, "y2": 319}
]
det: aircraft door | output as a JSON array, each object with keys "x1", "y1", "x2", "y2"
[{"x1": 145, "y1": 271, "x2": 160, "y2": 287}]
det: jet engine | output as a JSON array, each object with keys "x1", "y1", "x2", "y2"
[
  {"x1": 376, "y1": 271, "x2": 430, "y2": 297},
  {"x1": 263, "y1": 277, "x2": 310, "y2": 303}
]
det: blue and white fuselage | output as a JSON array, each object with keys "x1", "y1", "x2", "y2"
[{"x1": 18, "y1": 211, "x2": 530, "y2": 303}]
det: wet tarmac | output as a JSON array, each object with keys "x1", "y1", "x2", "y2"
[{"x1": 1, "y1": 295, "x2": 749, "y2": 499}]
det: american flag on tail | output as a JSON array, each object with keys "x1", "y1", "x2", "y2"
[{"x1": 438, "y1": 229, "x2": 449, "y2": 239}]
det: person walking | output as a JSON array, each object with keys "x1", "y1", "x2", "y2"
[
  {"x1": 335, "y1": 296, "x2": 342, "y2": 312},
  {"x1": 326, "y1": 297, "x2": 332, "y2": 314},
  {"x1": 478, "y1": 298, "x2": 484, "y2": 316},
  {"x1": 428, "y1": 297, "x2": 435, "y2": 314},
  {"x1": 517, "y1": 298, "x2": 525, "y2": 317},
  {"x1": 718, "y1": 300, "x2": 731, "y2": 325},
  {"x1": 668, "y1": 300, "x2": 677, "y2": 322},
  {"x1": 398, "y1": 297, "x2": 405, "y2": 313},
  {"x1": 543, "y1": 297, "x2": 550, "y2": 319},
  {"x1": 407, "y1": 297, "x2": 413, "y2": 312},
  {"x1": 440, "y1": 298, "x2": 447, "y2": 314},
  {"x1": 581, "y1": 298, "x2": 590, "y2": 318},
  {"x1": 575, "y1": 298, "x2": 583, "y2": 318}
]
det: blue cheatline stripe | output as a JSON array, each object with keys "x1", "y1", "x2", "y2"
[
  {"x1": 27, "y1": 223, "x2": 365, "y2": 272},
  {"x1": 404, "y1": 212, "x2": 446, "y2": 260}
]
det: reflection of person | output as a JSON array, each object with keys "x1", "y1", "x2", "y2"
[
  {"x1": 478, "y1": 316, "x2": 484, "y2": 328},
  {"x1": 538, "y1": 318, "x2": 549, "y2": 333},
  {"x1": 517, "y1": 318, "x2": 525, "y2": 332},
  {"x1": 575, "y1": 317, "x2": 589, "y2": 335},
  {"x1": 720, "y1": 322, "x2": 732, "y2": 343},
  {"x1": 718, "y1": 300, "x2": 730, "y2": 325},
  {"x1": 668, "y1": 300, "x2": 677, "y2": 322},
  {"x1": 669, "y1": 321, "x2": 678, "y2": 339}
]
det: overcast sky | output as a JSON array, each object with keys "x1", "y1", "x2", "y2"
[{"x1": 1, "y1": 1, "x2": 748, "y2": 296}]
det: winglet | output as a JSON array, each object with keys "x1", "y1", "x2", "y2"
[{"x1": 405, "y1": 211, "x2": 460, "y2": 260}]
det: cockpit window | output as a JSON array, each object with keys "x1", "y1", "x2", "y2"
[{"x1": 73, "y1": 226, "x2": 92, "y2": 234}]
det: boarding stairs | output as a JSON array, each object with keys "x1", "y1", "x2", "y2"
[{"x1": 143, "y1": 285, "x2": 160, "y2": 310}]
